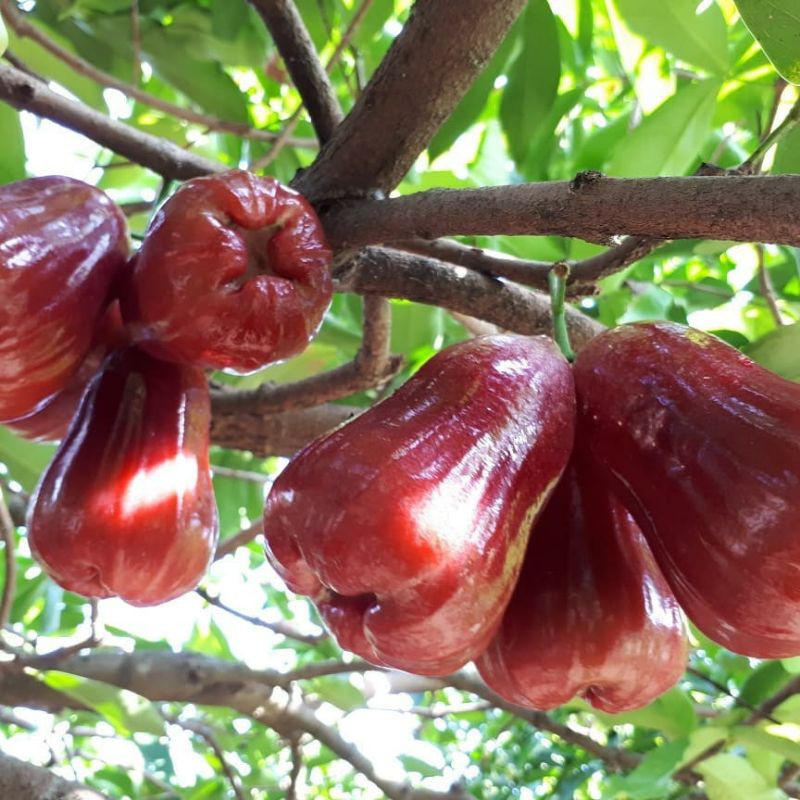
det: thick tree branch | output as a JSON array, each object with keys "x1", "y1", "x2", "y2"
[
  {"x1": 249, "y1": 0, "x2": 343, "y2": 143},
  {"x1": 321, "y1": 175, "x2": 800, "y2": 249},
  {"x1": 209, "y1": 402, "x2": 359, "y2": 457},
  {"x1": 4, "y1": 651, "x2": 461, "y2": 800},
  {"x1": 1, "y1": 649, "x2": 640, "y2": 781},
  {"x1": 0, "y1": 1, "x2": 315, "y2": 147},
  {"x1": 0, "y1": 751, "x2": 107, "y2": 800},
  {"x1": 294, "y1": 0, "x2": 527, "y2": 200},
  {"x1": 0, "y1": 63, "x2": 223, "y2": 180},
  {"x1": 334, "y1": 247, "x2": 604, "y2": 351}
]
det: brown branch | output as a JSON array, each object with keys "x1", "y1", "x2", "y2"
[
  {"x1": 334, "y1": 247, "x2": 604, "y2": 352},
  {"x1": 249, "y1": 0, "x2": 343, "y2": 143},
  {"x1": 0, "y1": 2, "x2": 314, "y2": 147},
  {"x1": 195, "y1": 587, "x2": 327, "y2": 646},
  {"x1": 3, "y1": 649, "x2": 638, "y2": 793},
  {"x1": 294, "y1": 0, "x2": 527, "y2": 200},
  {"x1": 214, "y1": 522, "x2": 264, "y2": 561},
  {"x1": 209, "y1": 402, "x2": 360, "y2": 457},
  {"x1": 0, "y1": 751, "x2": 108, "y2": 800},
  {"x1": 321, "y1": 175, "x2": 800, "y2": 250},
  {"x1": 0, "y1": 62, "x2": 223, "y2": 180},
  {"x1": 0, "y1": 489, "x2": 15, "y2": 634}
]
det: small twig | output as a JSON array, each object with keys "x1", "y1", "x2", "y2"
[
  {"x1": 757, "y1": 245, "x2": 785, "y2": 326},
  {"x1": 130, "y1": 0, "x2": 142, "y2": 85},
  {"x1": 746, "y1": 675, "x2": 800, "y2": 725},
  {"x1": 249, "y1": 0, "x2": 343, "y2": 143},
  {"x1": 211, "y1": 465, "x2": 274, "y2": 484},
  {"x1": 403, "y1": 700, "x2": 492, "y2": 719},
  {"x1": 286, "y1": 734, "x2": 304, "y2": 800},
  {"x1": 19, "y1": 632, "x2": 102, "y2": 669},
  {"x1": 686, "y1": 666, "x2": 777, "y2": 722},
  {"x1": 250, "y1": 0, "x2": 372, "y2": 171},
  {"x1": 741, "y1": 92, "x2": 799, "y2": 174},
  {"x1": 195, "y1": 587, "x2": 327, "y2": 646},
  {"x1": 279, "y1": 659, "x2": 376, "y2": 685},
  {"x1": 0, "y1": 487, "x2": 17, "y2": 633},
  {"x1": 213, "y1": 522, "x2": 264, "y2": 562},
  {"x1": 171, "y1": 717, "x2": 247, "y2": 800},
  {"x1": 395, "y1": 235, "x2": 658, "y2": 294}
]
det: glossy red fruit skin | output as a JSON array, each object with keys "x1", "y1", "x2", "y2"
[
  {"x1": 27, "y1": 346, "x2": 219, "y2": 606},
  {"x1": 264, "y1": 334, "x2": 576, "y2": 676},
  {"x1": 120, "y1": 169, "x2": 333, "y2": 373},
  {"x1": 573, "y1": 321, "x2": 800, "y2": 658},
  {"x1": 7, "y1": 302, "x2": 129, "y2": 442},
  {"x1": 476, "y1": 449, "x2": 687, "y2": 713},
  {"x1": 0, "y1": 176, "x2": 128, "y2": 420}
]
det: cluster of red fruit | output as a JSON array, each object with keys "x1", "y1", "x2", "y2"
[
  {"x1": 1, "y1": 170, "x2": 332, "y2": 605},
  {"x1": 262, "y1": 308, "x2": 800, "y2": 713},
  {"x1": 5, "y1": 168, "x2": 798, "y2": 715}
]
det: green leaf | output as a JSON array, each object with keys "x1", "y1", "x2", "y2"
[
  {"x1": 608, "y1": 79, "x2": 720, "y2": 177},
  {"x1": 0, "y1": 427, "x2": 56, "y2": 492},
  {"x1": 500, "y1": 0, "x2": 561, "y2": 166},
  {"x1": 604, "y1": 739, "x2": 686, "y2": 799},
  {"x1": 41, "y1": 671, "x2": 165, "y2": 736},
  {"x1": 589, "y1": 687, "x2": 697, "y2": 739},
  {"x1": 774, "y1": 124, "x2": 800, "y2": 175},
  {"x1": 697, "y1": 753, "x2": 785, "y2": 800},
  {"x1": 740, "y1": 661, "x2": 790, "y2": 705},
  {"x1": 0, "y1": 105, "x2": 25, "y2": 184},
  {"x1": 732, "y1": 725, "x2": 800, "y2": 764},
  {"x1": 618, "y1": 283, "x2": 676, "y2": 322},
  {"x1": 429, "y1": 23, "x2": 518, "y2": 160},
  {"x1": 734, "y1": 0, "x2": 800, "y2": 84},
  {"x1": 398, "y1": 754, "x2": 441, "y2": 778},
  {"x1": 142, "y1": 24, "x2": 249, "y2": 123},
  {"x1": 613, "y1": 0, "x2": 729, "y2": 74},
  {"x1": 210, "y1": 0, "x2": 249, "y2": 40},
  {"x1": 307, "y1": 676, "x2": 364, "y2": 711},
  {"x1": 744, "y1": 321, "x2": 800, "y2": 380}
]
